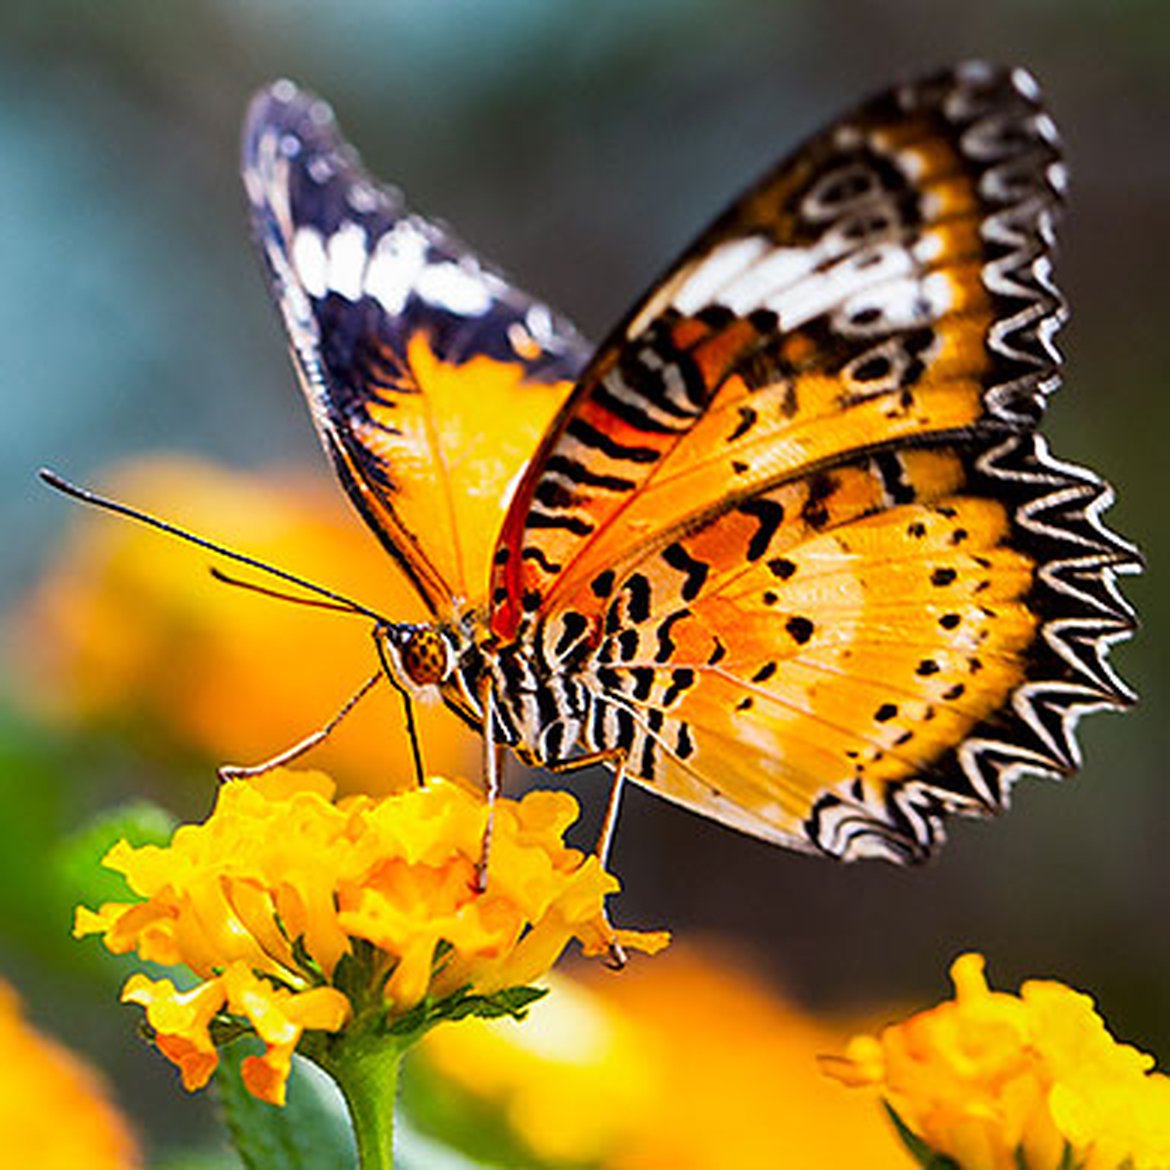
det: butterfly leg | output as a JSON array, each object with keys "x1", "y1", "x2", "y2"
[
  {"x1": 545, "y1": 750, "x2": 629, "y2": 969},
  {"x1": 372, "y1": 627, "x2": 428, "y2": 788},
  {"x1": 217, "y1": 670, "x2": 382, "y2": 781},
  {"x1": 475, "y1": 679, "x2": 504, "y2": 892}
]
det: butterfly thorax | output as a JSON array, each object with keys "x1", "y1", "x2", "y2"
[{"x1": 377, "y1": 611, "x2": 609, "y2": 769}]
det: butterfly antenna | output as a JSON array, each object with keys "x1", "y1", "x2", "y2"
[
  {"x1": 40, "y1": 467, "x2": 387, "y2": 623},
  {"x1": 208, "y1": 566, "x2": 364, "y2": 614}
]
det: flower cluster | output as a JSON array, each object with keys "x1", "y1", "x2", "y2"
[
  {"x1": 825, "y1": 952, "x2": 1170, "y2": 1170},
  {"x1": 75, "y1": 769, "x2": 668, "y2": 1105}
]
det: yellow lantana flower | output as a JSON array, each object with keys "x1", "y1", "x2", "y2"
[
  {"x1": 75, "y1": 769, "x2": 668, "y2": 1106},
  {"x1": 825, "y1": 952, "x2": 1170, "y2": 1170},
  {"x1": 0, "y1": 979, "x2": 140, "y2": 1169}
]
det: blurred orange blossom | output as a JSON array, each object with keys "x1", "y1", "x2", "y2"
[
  {"x1": 0, "y1": 977, "x2": 140, "y2": 1169},
  {"x1": 415, "y1": 945, "x2": 915, "y2": 1169},
  {"x1": 16, "y1": 455, "x2": 477, "y2": 792}
]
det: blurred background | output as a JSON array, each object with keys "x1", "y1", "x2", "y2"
[{"x1": 1, "y1": 0, "x2": 1167, "y2": 1165}]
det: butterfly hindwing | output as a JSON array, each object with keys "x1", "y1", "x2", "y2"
[
  {"x1": 243, "y1": 81, "x2": 590, "y2": 613},
  {"x1": 536, "y1": 434, "x2": 1133, "y2": 860},
  {"x1": 489, "y1": 62, "x2": 1137, "y2": 860}
]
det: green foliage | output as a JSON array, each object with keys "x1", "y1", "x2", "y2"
[
  {"x1": 885, "y1": 1103, "x2": 960, "y2": 1170},
  {"x1": 388, "y1": 985, "x2": 548, "y2": 1044},
  {"x1": 56, "y1": 799, "x2": 175, "y2": 904},
  {"x1": 217, "y1": 1040, "x2": 357, "y2": 1170},
  {"x1": 0, "y1": 701, "x2": 177, "y2": 962}
]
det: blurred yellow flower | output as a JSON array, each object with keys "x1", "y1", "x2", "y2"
[
  {"x1": 0, "y1": 978, "x2": 140, "y2": 1169},
  {"x1": 825, "y1": 952, "x2": 1170, "y2": 1170},
  {"x1": 17, "y1": 455, "x2": 476, "y2": 792},
  {"x1": 75, "y1": 769, "x2": 668, "y2": 1105},
  {"x1": 416, "y1": 946, "x2": 915, "y2": 1169}
]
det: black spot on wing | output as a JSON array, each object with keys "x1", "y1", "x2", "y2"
[
  {"x1": 522, "y1": 546, "x2": 563, "y2": 574},
  {"x1": 591, "y1": 569, "x2": 616, "y2": 598},
  {"x1": 786, "y1": 616, "x2": 814, "y2": 644},
  {"x1": 567, "y1": 417, "x2": 660, "y2": 463},
  {"x1": 661, "y1": 668, "x2": 696, "y2": 707},
  {"x1": 655, "y1": 608, "x2": 691, "y2": 663},
  {"x1": 737, "y1": 498, "x2": 785, "y2": 561},
  {"x1": 623, "y1": 574, "x2": 652, "y2": 623},
  {"x1": 728, "y1": 405, "x2": 758, "y2": 441},
  {"x1": 543, "y1": 454, "x2": 636, "y2": 493},
  {"x1": 871, "y1": 451, "x2": 916, "y2": 505},
  {"x1": 526, "y1": 511, "x2": 595, "y2": 536},
  {"x1": 661, "y1": 542, "x2": 710, "y2": 602},
  {"x1": 554, "y1": 611, "x2": 589, "y2": 658}
]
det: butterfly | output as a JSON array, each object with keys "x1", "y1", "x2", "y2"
[{"x1": 239, "y1": 63, "x2": 1138, "y2": 866}]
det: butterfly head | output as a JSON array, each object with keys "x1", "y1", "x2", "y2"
[{"x1": 376, "y1": 623, "x2": 456, "y2": 692}]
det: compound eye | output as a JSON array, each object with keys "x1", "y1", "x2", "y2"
[{"x1": 400, "y1": 629, "x2": 450, "y2": 686}]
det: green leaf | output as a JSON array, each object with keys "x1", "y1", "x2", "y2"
[
  {"x1": 151, "y1": 1148, "x2": 243, "y2": 1170},
  {"x1": 56, "y1": 800, "x2": 176, "y2": 904},
  {"x1": 884, "y1": 1103, "x2": 961, "y2": 1169},
  {"x1": 0, "y1": 706, "x2": 118, "y2": 963},
  {"x1": 1012, "y1": 1140, "x2": 1087, "y2": 1170},
  {"x1": 388, "y1": 984, "x2": 549, "y2": 1042},
  {"x1": 216, "y1": 1038, "x2": 356, "y2": 1170}
]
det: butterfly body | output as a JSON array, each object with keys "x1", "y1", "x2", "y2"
[{"x1": 243, "y1": 64, "x2": 1137, "y2": 864}]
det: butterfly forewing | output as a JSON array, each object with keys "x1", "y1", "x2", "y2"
[
  {"x1": 488, "y1": 63, "x2": 1137, "y2": 860},
  {"x1": 490, "y1": 63, "x2": 1066, "y2": 637},
  {"x1": 243, "y1": 82, "x2": 590, "y2": 612}
]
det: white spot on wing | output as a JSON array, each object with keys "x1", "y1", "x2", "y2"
[
  {"x1": 672, "y1": 237, "x2": 771, "y2": 313},
  {"x1": 326, "y1": 221, "x2": 369, "y2": 301},
  {"x1": 1011, "y1": 67, "x2": 1041, "y2": 101},
  {"x1": 920, "y1": 271, "x2": 952, "y2": 314},
  {"x1": 364, "y1": 222, "x2": 429, "y2": 314},
  {"x1": 347, "y1": 182, "x2": 379, "y2": 213},
  {"x1": 717, "y1": 247, "x2": 819, "y2": 313},
  {"x1": 291, "y1": 226, "x2": 328, "y2": 298},
  {"x1": 415, "y1": 261, "x2": 493, "y2": 315},
  {"x1": 767, "y1": 243, "x2": 914, "y2": 328},
  {"x1": 308, "y1": 155, "x2": 335, "y2": 184},
  {"x1": 836, "y1": 270, "x2": 951, "y2": 334},
  {"x1": 526, "y1": 303, "x2": 554, "y2": 344},
  {"x1": 912, "y1": 233, "x2": 944, "y2": 264},
  {"x1": 1033, "y1": 113, "x2": 1059, "y2": 145}
]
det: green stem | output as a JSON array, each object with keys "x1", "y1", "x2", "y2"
[{"x1": 317, "y1": 1028, "x2": 404, "y2": 1170}]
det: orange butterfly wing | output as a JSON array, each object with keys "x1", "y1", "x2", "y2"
[
  {"x1": 490, "y1": 63, "x2": 1138, "y2": 859},
  {"x1": 242, "y1": 82, "x2": 589, "y2": 615}
]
